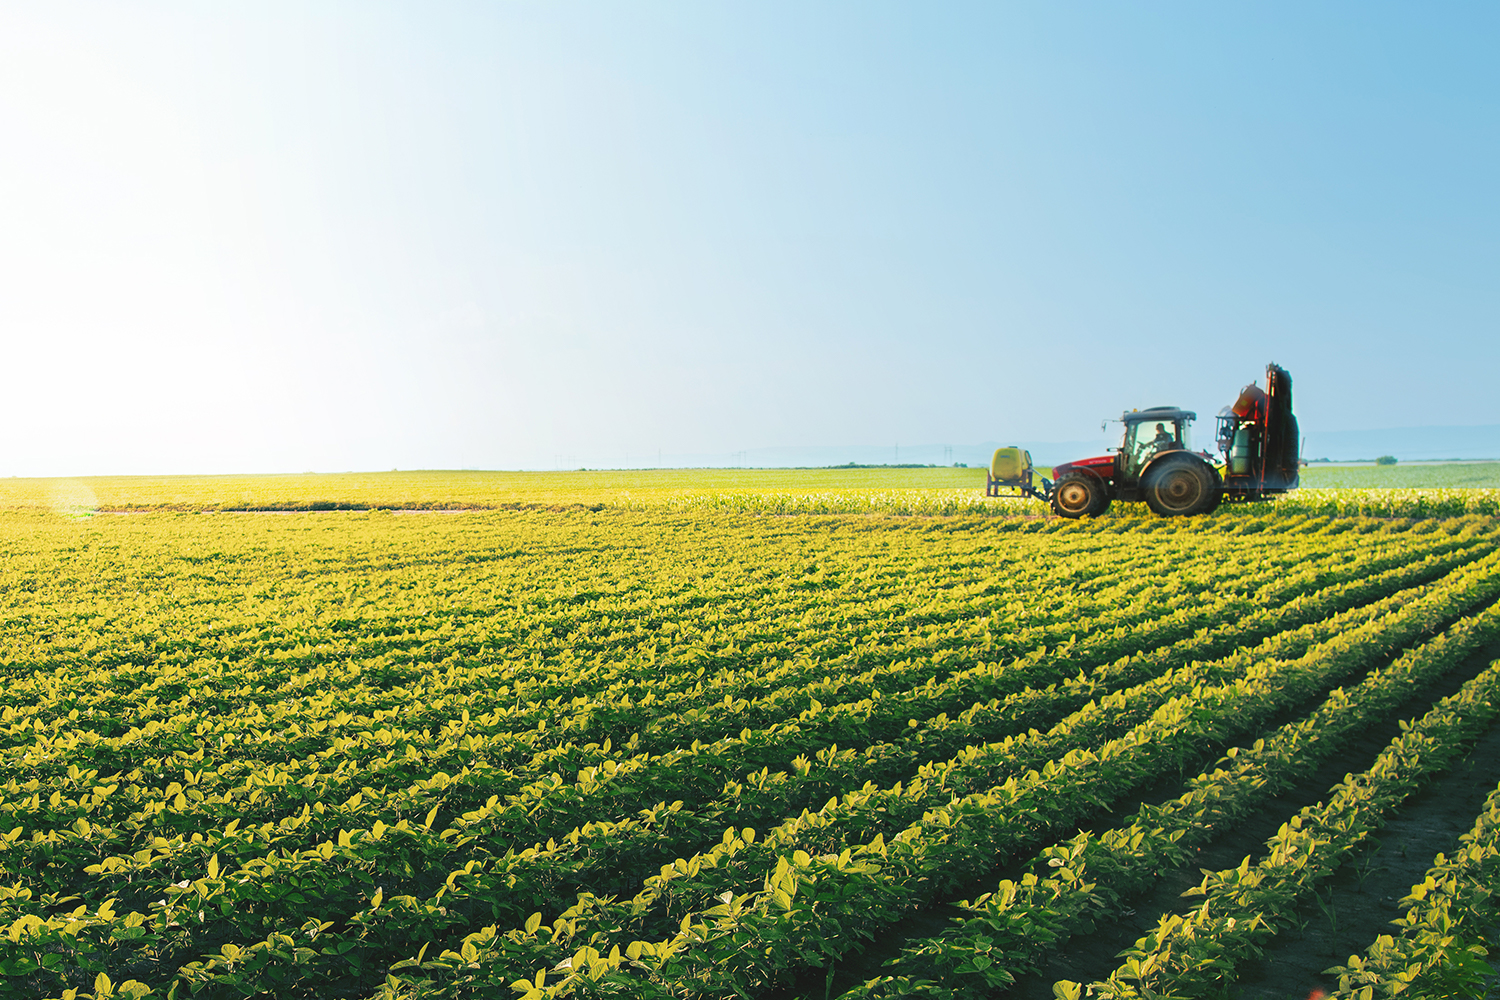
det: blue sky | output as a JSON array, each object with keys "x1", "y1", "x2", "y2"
[{"x1": 2, "y1": 3, "x2": 1495, "y2": 474}]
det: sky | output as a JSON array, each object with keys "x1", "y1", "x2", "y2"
[{"x1": 2, "y1": 3, "x2": 1496, "y2": 475}]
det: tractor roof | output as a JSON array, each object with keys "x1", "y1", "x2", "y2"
[{"x1": 1121, "y1": 406, "x2": 1196, "y2": 424}]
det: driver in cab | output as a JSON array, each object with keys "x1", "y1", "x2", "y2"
[{"x1": 1150, "y1": 423, "x2": 1178, "y2": 454}]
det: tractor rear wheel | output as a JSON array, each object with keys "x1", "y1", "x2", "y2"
[
  {"x1": 1051, "y1": 473, "x2": 1110, "y2": 518},
  {"x1": 1143, "y1": 457, "x2": 1218, "y2": 517}
]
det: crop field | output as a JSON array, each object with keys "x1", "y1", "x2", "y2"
[
  {"x1": 1299, "y1": 462, "x2": 1500, "y2": 490},
  {"x1": 4, "y1": 473, "x2": 1500, "y2": 999}
]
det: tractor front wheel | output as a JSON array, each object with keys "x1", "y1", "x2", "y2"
[
  {"x1": 1143, "y1": 458, "x2": 1218, "y2": 517},
  {"x1": 1051, "y1": 473, "x2": 1110, "y2": 518}
]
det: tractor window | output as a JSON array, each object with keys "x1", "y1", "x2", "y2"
[{"x1": 1122, "y1": 419, "x2": 1189, "y2": 476}]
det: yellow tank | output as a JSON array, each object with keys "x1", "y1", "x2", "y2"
[{"x1": 990, "y1": 447, "x2": 1032, "y2": 483}]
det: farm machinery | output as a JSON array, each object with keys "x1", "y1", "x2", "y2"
[{"x1": 985, "y1": 363, "x2": 1300, "y2": 519}]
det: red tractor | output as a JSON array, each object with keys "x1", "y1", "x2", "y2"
[{"x1": 986, "y1": 363, "x2": 1300, "y2": 518}]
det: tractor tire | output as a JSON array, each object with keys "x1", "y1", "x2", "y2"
[
  {"x1": 1051, "y1": 473, "x2": 1110, "y2": 519},
  {"x1": 1143, "y1": 457, "x2": 1218, "y2": 517}
]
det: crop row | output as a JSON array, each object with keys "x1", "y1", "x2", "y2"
[
  {"x1": 654, "y1": 488, "x2": 1500, "y2": 520},
  {"x1": 1275, "y1": 488, "x2": 1500, "y2": 520}
]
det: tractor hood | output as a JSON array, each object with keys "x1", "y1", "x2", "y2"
[{"x1": 1050, "y1": 454, "x2": 1115, "y2": 478}]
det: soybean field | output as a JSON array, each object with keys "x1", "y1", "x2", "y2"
[{"x1": 3, "y1": 473, "x2": 1500, "y2": 999}]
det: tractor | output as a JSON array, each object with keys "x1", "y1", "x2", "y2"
[{"x1": 985, "y1": 363, "x2": 1300, "y2": 518}]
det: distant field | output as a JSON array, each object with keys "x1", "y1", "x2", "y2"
[
  {"x1": 0, "y1": 467, "x2": 985, "y2": 513},
  {"x1": 7, "y1": 461, "x2": 1500, "y2": 515},
  {"x1": 1298, "y1": 461, "x2": 1500, "y2": 489}
]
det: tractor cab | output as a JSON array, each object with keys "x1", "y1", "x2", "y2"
[
  {"x1": 1047, "y1": 404, "x2": 1218, "y2": 518},
  {"x1": 1119, "y1": 407, "x2": 1195, "y2": 479}
]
